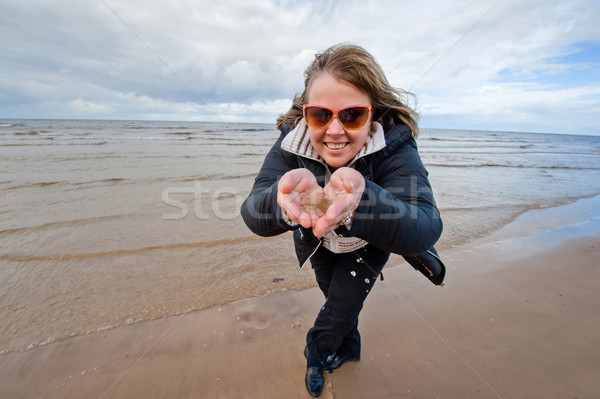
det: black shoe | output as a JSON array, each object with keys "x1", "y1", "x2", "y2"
[
  {"x1": 325, "y1": 352, "x2": 360, "y2": 372},
  {"x1": 305, "y1": 364, "x2": 323, "y2": 397},
  {"x1": 305, "y1": 346, "x2": 359, "y2": 373},
  {"x1": 303, "y1": 347, "x2": 324, "y2": 396}
]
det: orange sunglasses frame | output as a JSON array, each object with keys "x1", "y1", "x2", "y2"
[{"x1": 302, "y1": 104, "x2": 372, "y2": 130}]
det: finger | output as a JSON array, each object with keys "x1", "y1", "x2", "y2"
[
  {"x1": 302, "y1": 220, "x2": 313, "y2": 229},
  {"x1": 282, "y1": 204, "x2": 312, "y2": 228},
  {"x1": 280, "y1": 169, "x2": 315, "y2": 193},
  {"x1": 283, "y1": 199, "x2": 303, "y2": 220},
  {"x1": 330, "y1": 168, "x2": 364, "y2": 193},
  {"x1": 342, "y1": 178, "x2": 355, "y2": 193},
  {"x1": 298, "y1": 210, "x2": 315, "y2": 229},
  {"x1": 315, "y1": 206, "x2": 342, "y2": 234},
  {"x1": 312, "y1": 220, "x2": 326, "y2": 238},
  {"x1": 313, "y1": 218, "x2": 338, "y2": 238},
  {"x1": 279, "y1": 173, "x2": 300, "y2": 194},
  {"x1": 325, "y1": 195, "x2": 350, "y2": 221},
  {"x1": 284, "y1": 195, "x2": 319, "y2": 227}
]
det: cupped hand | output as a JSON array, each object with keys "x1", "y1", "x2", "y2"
[
  {"x1": 277, "y1": 168, "x2": 327, "y2": 228},
  {"x1": 313, "y1": 167, "x2": 365, "y2": 238}
]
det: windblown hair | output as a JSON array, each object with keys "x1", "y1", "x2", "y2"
[{"x1": 276, "y1": 43, "x2": 419, "y2": 137}]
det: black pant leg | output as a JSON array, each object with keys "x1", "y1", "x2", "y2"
[
  {"x1": 310, "y1": 246, "x2": 337, "y2": 298},
  {"x1": 337, "y1": 320, "x2": 361, "y2": 358},
  {"x1": 306, "y1": 246, "x2": 389, "y2": 363}
]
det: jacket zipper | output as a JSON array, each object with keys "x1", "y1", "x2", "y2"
[{"x1": 300, "y1": 239, "x2": 322, "y2": 269}]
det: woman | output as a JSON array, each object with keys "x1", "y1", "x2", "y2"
[{"x1": 241, "y1": 43, "x2": 445, "y2": 397}]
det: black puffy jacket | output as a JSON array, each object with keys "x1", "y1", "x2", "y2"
[{"x1": 241, "y1": 122, "x2": 445, "y2": 285}]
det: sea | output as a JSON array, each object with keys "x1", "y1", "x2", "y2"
[{"x1": 1, "y1": 119, "x2": 599, "y2": 353}]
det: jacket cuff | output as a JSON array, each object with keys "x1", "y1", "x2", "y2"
[{"x1": 281, "y1": 208, "x2": 299, "y2": 227}]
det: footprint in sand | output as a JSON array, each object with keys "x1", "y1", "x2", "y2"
[
  {"x1": 325, "y1": 381, "x2": 334, "y2": 399},
  {"x1": 235, "y1": 311, "x2": 272, "y2": 331}
]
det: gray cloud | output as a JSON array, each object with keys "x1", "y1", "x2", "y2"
[{"x1": 1, "y1": 0, "x2": 599, "y2": 134}]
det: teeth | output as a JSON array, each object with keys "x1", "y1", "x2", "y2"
[{"x1": 327, "y1": 143, "x2": 346, "y2": 149}]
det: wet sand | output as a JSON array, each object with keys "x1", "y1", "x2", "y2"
[{"x1": 1, "y1": 201, "x2": 599, "y2": 398}]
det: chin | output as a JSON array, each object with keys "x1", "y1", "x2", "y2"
[{"x1": 323, "y1": 157, "x2": 349, "y2": 169}]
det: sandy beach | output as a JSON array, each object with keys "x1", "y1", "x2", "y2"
[{"x1": 1, "y1": 197, "x2": 599, "y2": 398}]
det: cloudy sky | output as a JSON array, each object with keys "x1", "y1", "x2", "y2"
[{"x1": 1, "y1": 0, "x2": 599, "y2": 135}]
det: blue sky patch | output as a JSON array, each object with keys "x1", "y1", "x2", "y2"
[{"x1": 496, "y1": 41, "x2": 600, "y2": 88}]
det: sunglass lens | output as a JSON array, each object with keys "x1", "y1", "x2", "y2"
[
  {"x1": 305, "y1": 107, "x2": 333, "y2": 129},
  {"x1": 339, "y1": 107, "x2": 369, "y2": 130}
]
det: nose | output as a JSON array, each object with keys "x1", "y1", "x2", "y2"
[{"x1": 326, "y1": 116, "x2": 345, "y2": 135}]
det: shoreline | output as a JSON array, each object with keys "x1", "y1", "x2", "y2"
[{"x1": 1, "y1": 196, "x2": 599, "y2": 398}]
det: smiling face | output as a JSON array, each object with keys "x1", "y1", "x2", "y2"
[{"x1": 306, "y1": 72, "x2": 372, "y2": 169}]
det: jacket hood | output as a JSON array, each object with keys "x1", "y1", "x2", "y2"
[{"x1": 378, "y1": 122, "x2": 415, "y2": 156}]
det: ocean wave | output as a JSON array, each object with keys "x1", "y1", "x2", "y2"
[
  {"x1": 421, "y1": 144, "x2": 553, "y2": 151},
  {"x1": 0, "y1": 136, "x2": 189, "y2": 145},
  {"x1": 1, "y1": 173, "x2": 256, "y2": 193},
  {"x1": 169, "y1": 173, "x2": 257, "y2": 182},
  {"x1": 0, "y1": 122, "x2": 25, "y2": 128},
  {"x1": 165, "y1": 131, "x2": 194, "y2": 136},
  {"x1": 425, "y1": 162, "x2": 600, "y2": 170},
  {"x1": 13, "y1": 131, "x2": 40, "y2": 135},
  {"x1": 0, "y1": 134, "x2": 276, "y2": 146},
  {"x1": 423, "y1": 136, "x2": 535, "y2": 145},
  {"x1": 132, "y1": 173, "x2": 257, "y2": 184},
  {"x1": 0, "y1": 141, "x2": 110, "y2": 147},
  {"x1": 421, "y1": 150, "x2": 595, "y2": 156},
  {"x1": 238, "y1": 128, "x2": 273, "y2": 132},
  {"x1": 3, "y1": 178, "x2": 129, "y2": 191},
  {"x1": 127, "y1": 125, "x2": 193, "y2": 130},
  {"x1": 0, "y1": 214, "x2": 127, "y2": 235},
  {"x1": 238, "y1": 152, "x2": 266, "y2": 157},
  {"x1": 4, "y1": 181, "x2": 63, "y2": 189},
  {"x1": 439, "y1": 204, "x2": 519, "y2": 213},
  {"x1": 0, "y1": 235, "x2": 263, "y2": 262}
]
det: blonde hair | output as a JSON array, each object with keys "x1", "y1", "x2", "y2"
[{"x1": 277, "y1": 43, "x2": 419, "y2": 137}]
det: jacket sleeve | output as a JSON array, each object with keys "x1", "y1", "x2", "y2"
[
  {"x1": 348, "y1": 138, "x2": 442, "y2": 256},
  {"x1": 241, "y1": 133, "x2": 298, "y2": 237}
]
